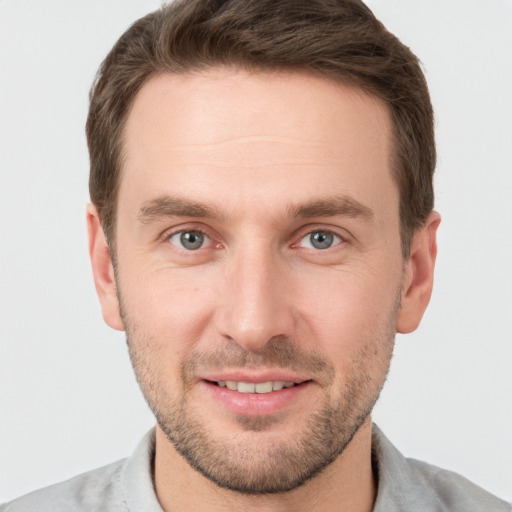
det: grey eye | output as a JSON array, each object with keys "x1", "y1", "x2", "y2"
[
  {"x1": 299, "y1": 231, "x2": 341, "y2": 250},
  {"x1": 169, "y1": 230, "x2": 208, "y2": 250}
]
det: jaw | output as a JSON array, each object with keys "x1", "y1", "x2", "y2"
[{"x1": 153, "y1": 414, "x2": 376, "y2": 512}]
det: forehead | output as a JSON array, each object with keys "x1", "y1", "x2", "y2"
[{"x1": 120, "y1": 69, "x2": 396, "y2": 222}]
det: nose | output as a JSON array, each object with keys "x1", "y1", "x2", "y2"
[{"x1": 213, "y1": 245, "x2": 295, "y2": 352}]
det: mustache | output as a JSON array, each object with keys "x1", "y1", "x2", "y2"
[{"x1": 181, "y1": 336, "x2": 334, "y2": 384}]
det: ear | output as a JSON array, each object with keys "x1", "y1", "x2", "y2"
[
  {"x1": 396, "y1": 211, "x2": 441, "y2": 334},
  {"x1": 86, "y1": 204, "x2": 124, "y2": 331}
]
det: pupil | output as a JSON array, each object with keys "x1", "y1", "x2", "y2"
[
  {"x1": 311, "y1": 231, "x2": 333, "y2": 249},
  {"x1": 181, "y1": 231, "x2": 203, "y2": 249}
]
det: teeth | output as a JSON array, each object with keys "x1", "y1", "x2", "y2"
[
  {"x1": 255, "y1": 382, "x2": 273, "y2": 393},
  {"x1": 220, "y1": 381, "x2": 296, "y2": 393},
  {"x1": 238, "y1": 382, "x2": 256, "y2": 393}
]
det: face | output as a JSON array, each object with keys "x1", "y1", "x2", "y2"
[{"x1": 100, "y1": 70, "x2": 410, "y2": 493}]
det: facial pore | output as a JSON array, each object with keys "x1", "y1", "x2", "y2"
[{"x1": 121, "y1": 290, "x2": 399, "y2": 494}]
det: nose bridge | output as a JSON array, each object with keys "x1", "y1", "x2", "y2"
[{"x1": 216, "y1": 239, "x2": 293, "y2": 351}]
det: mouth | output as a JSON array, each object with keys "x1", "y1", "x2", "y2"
[
  {"x1": 200, "y1": 376, "x2": 313, "y2": 416},
  {"x1": 208, "y1": 380, "x2": 302, "y2": 394},
  {"x1": 199, "y1": 372, "x2": 314, "y2": 416}
]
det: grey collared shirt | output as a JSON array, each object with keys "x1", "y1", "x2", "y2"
[{"x1": 2, "y1": 425, "x2": 510, "y2": 511}]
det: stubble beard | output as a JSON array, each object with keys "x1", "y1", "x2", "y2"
[
  {"x1": 121, "y1": 297, "x2": 399, "y2": 495},
  {"x1": 152, "y1": 372, "x2": 380, "y2": 495}
]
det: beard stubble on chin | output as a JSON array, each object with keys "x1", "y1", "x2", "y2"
[{"x1": 120, "y1": 296, "x2": 399, "y2": 495}]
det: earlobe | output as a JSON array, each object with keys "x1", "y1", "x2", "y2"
[
  {"x1": 86, "y1": 204, "x2": 124, "y2": 331},
  {"x1": 396, "y1": 211, "x2": 441, "y2": 334}
]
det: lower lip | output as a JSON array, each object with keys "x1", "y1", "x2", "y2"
[{"x1": 200, "y1": 380, "x2": 312, "y2": 416}]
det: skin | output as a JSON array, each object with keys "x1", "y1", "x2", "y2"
[{"x1": 88, "y1": 69, "x2": 440, "y2": 512}]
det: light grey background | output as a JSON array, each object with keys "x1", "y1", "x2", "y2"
[{"x1": 1, "y1": 0, "x2": 511, "y2": 504}]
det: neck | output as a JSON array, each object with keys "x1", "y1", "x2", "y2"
[{"x1": 154, "y1": 418, "x2": 376, "y2": 512}]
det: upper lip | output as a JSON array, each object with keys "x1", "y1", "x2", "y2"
[{"x1": 200, "y1": 370, "x2": 311, "y2": 384}]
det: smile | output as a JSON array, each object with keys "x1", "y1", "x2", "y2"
[
  {"x1": 201, "y1": 377, "x2": 313, "y2": 416},
  {"x1": 215, "y1": 381, "x2": 297, "y2": 393}
]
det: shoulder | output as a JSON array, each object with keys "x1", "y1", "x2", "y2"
[
  {"x1": 1, "y1": 428, "x2": 159, "y2": 512},
  {"x1": 372, "y1": 425, "x2": 511, "y2": 512},
  {"x1": 0, "y1": 459, "x2": 127, "y2": 512},
  {"x1": 407, "y1": 457, "x2": 511, "y2": 512}
]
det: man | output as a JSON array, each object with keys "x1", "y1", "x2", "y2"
[{"x1": 1, "y1": 0, "x2": 509, "y2": 510}]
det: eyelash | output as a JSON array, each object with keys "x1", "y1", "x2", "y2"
[
  {"x1": 162, "y1": 225, "x2": 347, "y2": 252},
  {"x1": 295, "y1": 229, "x2": 344, "y2": 250},
  {"x1": 164, "y1": 226, "x2": 215, "y2": 250}
]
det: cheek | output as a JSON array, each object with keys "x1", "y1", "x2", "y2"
[
  {"x1": 295, "y1": 264, "x2": 400, "y2": 366},
  {"x1": 299, "y1": 264, "x2": 399, "y2": 328},
  {"x1": 118, "y1": 263, "x2": 218, "y2": 358}
]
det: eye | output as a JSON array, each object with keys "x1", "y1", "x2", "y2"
[
  {"x1": 298, "y1": 230, "x2": 342, "y2": 250},
  {"x1": 169, "y1": 230, "x2": 210, "y2": 250}
]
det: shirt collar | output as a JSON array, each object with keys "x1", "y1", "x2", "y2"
[
  {"x1": 121, "y1": 428, "x2": 163, "y2": 511},
  {"x1": 371, "y1": 423, "x2": 449, "y2": 511},
  {"x1": 119, "y1": 425, "x2": 452, "y2": 511}
]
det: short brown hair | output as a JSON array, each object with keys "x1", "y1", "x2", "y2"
[{"x1": 87, "y1": 0, "x2": 435, "y2": 257}]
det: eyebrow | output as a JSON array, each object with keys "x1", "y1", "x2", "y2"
[
  {"x1": 138, "y1": 194, "x2": 374, "y2": 224},
  {"x1": 288, "y1": 196, "x2": 374, "y2": 221},
  {"x1": 138, "y1": 196, "x2": 222, "y2": 224}
]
